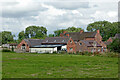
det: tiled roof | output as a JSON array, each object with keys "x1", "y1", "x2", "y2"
[
  {"x1": 64, "y1": 31, "x2": 97, "y2": 41},
  {"x1": 42, "y1": 37, "x2": 69, "y2": 44},
  {"x1": 24, "y1": 39, "x2": 43, "y2": 47},
  {"x1": 114, "y1": 33, "x2": 120, "y2": 39},
  {"x1": 81, "y1": 40, "x2": 102, "y2": 47},
  {"x1": 104, "y1": 41, "x2": 111, "y2": 45}
]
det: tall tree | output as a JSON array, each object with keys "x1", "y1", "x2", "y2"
[
  {"x1": 1, "y1": 31, "x2": 14, "y2": 44},
  {"x1": 48, "y1": 34, "x2": 54, "y2": 37},
  {"x1": 107, "y1": 38, "x2": 120, "y2": 53},
  {"x1": 18, "y1": 31, "x2": 25, "y2": 40},
  {"x1": 25, "y1": 26, "x2": 47, "y2": 39},
  {"x1": 87, "y1": 21, "x2": 118, "y2": 41},
  {"x1": 54, "y1": 27, "x2": 83, "y2": 37}
]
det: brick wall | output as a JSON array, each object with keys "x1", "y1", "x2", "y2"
[
  {"x1": 17, "y1": 40, "x2": 29, "y2": 52},
  {"x1": 76, "y1": 41, "x2": 88, "y2": 52},
  {"x1": 107, "y1": 38, "x2": 113, "y2": 42},
  {"x1": 67, "y1": 38, "x2": 76, "y2": 53}
]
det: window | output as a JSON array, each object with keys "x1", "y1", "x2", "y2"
[
  {"x1": 98, "y1": 49, "x2": 100, "y2": 52},
  {"x1": 70, "y1": 48, "x2": 73, "y2": 51},
  {"x1": 46, "y1": 40, "x2": 48, "y2": 42},
  {"x1": 75, "y1": 41, "x2": 77, "y2": 43},
  {"x1": 70, "y1": 40, "x2": 72, "y2": 43},
  {"x1": 62, "y1": 40, "x2": 65, "y2": 42},
  {"x1": 79, "y1": 50, "x2": 82, "y2": 52},
  {"x1": 54, "y1": 40, "x2": 56, "y2": 42},
  {"x1": 79, "y1": 43, "x2": 82, "y2": 45}
]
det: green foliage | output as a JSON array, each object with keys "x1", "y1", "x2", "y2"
[
  {"x1": 54, "y1": 29, "x2": 65, "y2": 37},
  {"x1": 54, "y1": 26, "x2": 83, "y2": 36},
  {"x1": 87, "y1": 21, "x2": 118, "y2": 41},
  {"x1": 107, "y1": 38, "x2": 120, "y2": 53},
  {"x1": 11, "y1": 46, "x2": 14, "y2": 52},
  {"x1": 1, "y1": 31, "x2": 14, "y2": 44},
  {"x1": 48, "y1": 34, "x2": 54, "y2": 37},
  {"x1": 25, "y1": 26, "x2": 47, "y2": 39},
  {"x1": 2, "y1": 49, "x2": 11, "y2": 52},
  {"x1": 18, "y1": 31, "x2": 25, "y2": 40}
]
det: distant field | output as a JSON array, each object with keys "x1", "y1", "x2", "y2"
[{"x1": 2, "y1": 52, "x2": 118, "y2": 78}]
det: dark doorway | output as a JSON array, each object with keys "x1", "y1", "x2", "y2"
[
  {"x1": 22, "y1": 44, "x2": 26, "y2": 50},
  {"x1": 57, "y1": 46, "x2": 61, "y2": 51}
]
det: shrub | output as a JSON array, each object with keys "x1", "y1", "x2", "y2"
[
  {"x1": 84, "y1": 51, "x2": 93, "y2": 56},
  {"x1": 107, "y1": 38, "x2": 120, "y2": 53},
  {"x1": 53, "y1": 51, "x2": 57, "y2": 54},
  {"x1": 11, "y1": 47, "x2": 14, "y2": 52},
  {"x1": 94, "y1": 52, "x2": 118, "y2": 57},
  {"x1": 2, "y1": 49, "x2": 11, "y2": 52}
]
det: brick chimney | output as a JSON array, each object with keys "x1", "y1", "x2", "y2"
[
  {"x1": 97, "y1": 30, "x2": 99, "y2": 33},
  {"x1": 66, "y1": 34, "x2": 69, "y2": 37},
  {"x1": 63, "y1": 31, "x2": 67, "y2": 34},
  {"x1": 80, "y1": 30, "x2": 84, "y2": 34}
]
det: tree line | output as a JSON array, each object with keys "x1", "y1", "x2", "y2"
[{"x1": 0, "y1": 20, "x2": 119, "y2": 44}]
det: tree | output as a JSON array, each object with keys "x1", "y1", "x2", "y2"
[
  {"x1": 25, "y1": 26, "x2": 47, "y2": 39},
  {"x1": 87, "y1": 21, "x2": 118, "y2": 41},
  {"x1": 107, "y1": 38, "x2": 120, "y2": 53},
  {"x1": 54, "y1": 27, "x2": 83, "y2": 36},
  {"x1": 1, "y1": 31, "x2": 14, "y2": 44},
  {"x1": 48, "y1": 34, "x2": 54, "y2": 37},
  {"x1": 54, "y1": 29, "x2": 65, "y2": 37},
  {"x1": 18, "y1": 31, "x2": 25, "y2": 40}
]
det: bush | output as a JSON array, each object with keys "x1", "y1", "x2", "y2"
[
  {"x1": 2, "y1": 49, "x2": 11, "y2": 52},
  {"x1": 107, "y1": 38, "x2": 120, "y2": 53},
  {"x1": 53, "y1": 51, "x2": 57, "y2": 54},
  {"x1": 94, "y1": 52, "x2": 118, "y2": 57},
  {"x1": 84, "y1": 51, "x2": 93, "y2": 56}
]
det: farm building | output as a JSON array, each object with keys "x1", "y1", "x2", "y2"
[
  {"x1": 104, "y1": 33, "x2": 120, "y2": 46},
  {"x1": 60, "y1": 30, "x2": 107, "y2": 53},
  {"x1": 17, "y1": 30, "x2": 107, "y2": 53},
  {"x1": 17, "y1": 39, "x2": 43, "y2": 52},
  {"x1": 2, "y1": 43, "x2": 17, "y2": 49},
  {"x1": 17, "y1": 37, "x2": 70, "y2": 53},
  {"x1": 29, "y1": 37, "x2": 69, "y2": 53}
]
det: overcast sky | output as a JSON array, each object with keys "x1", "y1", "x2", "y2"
[{"x1": 0, "y1": 0, "x2": 119, "y2": 38}]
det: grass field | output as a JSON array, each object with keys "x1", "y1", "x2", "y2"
[{"x1": 2, "y1": 52, "x2": 118, "y2": 78}]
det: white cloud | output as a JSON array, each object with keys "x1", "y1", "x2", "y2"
[
  {"x1": 0, "y1": 0, "x2": 118, "y2": 37},
  {"x1": 107, "y1": 11, "x2": 117, "y2": 17},
  {"x1": 1, "y1": 0, "x2": 48, "y2": 18}
]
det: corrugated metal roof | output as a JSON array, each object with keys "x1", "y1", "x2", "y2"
[
  {"x1": 24, "y1": 39, "x2": 43, "y2": 47},
  {"x1": 42, "y1": 37, "x2": 69, "y2": 44},
  {"x1": 32, "y1": 44, "x2": 64, "y2": 48}
]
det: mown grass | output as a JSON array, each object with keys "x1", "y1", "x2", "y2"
[{"x1": 2, "y1": 52, "x2": 118, "y2": 78}]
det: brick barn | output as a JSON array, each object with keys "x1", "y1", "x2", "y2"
[
  {"x1": 17, "y1": 39, "x2": 43, "y2": 52},
  {"x1": 104, "y1": 33, "x2": 120, "y2": 46},
  {"x1": 17, "y1": 30, "x2": 107, "y2": 53},
  {"x1": 60, "y1": 30, "x2": 107, "y2": 53}
]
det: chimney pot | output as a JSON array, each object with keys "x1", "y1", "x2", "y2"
[
  {"x1": 97, "y1": 30, "x2": 100, "y2": 33},
  {"x1": 66, "y1": 34, "x2": 69, "y2": 37},
  {"x1": 63, "y1": 31, "x2": 67, "y2": 34},
  {"x1": 80, "y1": 30, "x2": 84, "y2": 34}
]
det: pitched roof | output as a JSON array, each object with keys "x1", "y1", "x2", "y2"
[
  {"x1": 9, "y1": 43, "x2": 18, "y2": 46},
  {"x1": 114, "y1": 33, "x2": 120, "y2": 39},
  {"x1": 64, "y1": 31, "x2": 97, "y2": 41},
  {"x1": 104, "y1": 41, "x2": 111, "y2": 45},
  {"x1": 24, "y1": 39, "x2": 43, "y2": 47},
  {"x1": 33, "y1": 44, "x2": 64, "y2": 48},
  {"x1": 42, "y1": 37, "x2": 69, "y2": 44},
  {"x1": 81, "y1": 40, "x2": 102, "y2": 47}
]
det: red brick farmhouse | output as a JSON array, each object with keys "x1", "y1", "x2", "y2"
[{"x1": 17, "y1": 30, "x2": 107, "y2": 53}]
